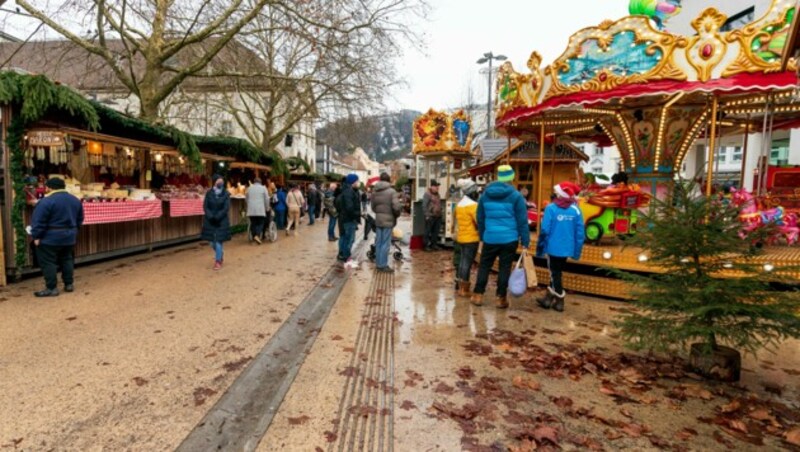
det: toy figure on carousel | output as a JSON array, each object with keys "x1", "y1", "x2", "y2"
[
  {"x1": 629, "y1": 0, "x2": 682, "y2": 30},
  {"x1": 730, "y1": 188, "x2": 799, "y2": 246}
]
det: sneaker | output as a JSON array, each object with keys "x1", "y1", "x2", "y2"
[
  {"x1": 254, "y1": 236, "x2": 262, "y2": 244},
  {"x1": 64, "y1": 284, "x2": 75, "y2": 293},
  {"x1": 213, "y1": 261, "x2": 222, "y2": 271},
  {"x1": 34, "y1": 288, "x2": 59, "y2": 297}
]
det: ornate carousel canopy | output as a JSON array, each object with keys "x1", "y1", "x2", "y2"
[
  {"x1": 495, "y1": 0, "x2": 800, "y2": 178},
  {"x1": 412, "y1": 109, "x2": 474, "y2": 157}
]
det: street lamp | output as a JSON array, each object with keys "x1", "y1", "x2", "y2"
[{"x1": 476, "y1": 51, "x2": 507, "y2": 139}]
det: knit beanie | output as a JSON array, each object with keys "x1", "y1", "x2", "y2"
[
  {"x1": 497, "y1": 165, "x2": 515, "y2": 183},
  {"x1": 345, "y1": 174, "x2": 359, "y2": 185}
]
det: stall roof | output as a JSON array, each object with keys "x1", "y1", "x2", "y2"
[{"x1": 230, "y1": 162, "x2": 272, "y2": 171}]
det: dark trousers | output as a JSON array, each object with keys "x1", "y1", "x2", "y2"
[
  {"x1": 547, "y1": 256, "x2": 568, "y2": 294},
  {"x1": 457, "y1": 242, "x2": 479, "y2": 283},
  {"x1": 473, "y1": 242, "x2": 517, "y2": 297},
  {"x1": 338, "y1": 221, "x2": 357, "y2": 262},
  {"x1": 308, "y1": 205, "x2": 316, "y2": 224},
  {"x1": 275, "y1": 210, "x2": 287, "y2": 229},
  {"x1": 424, "y1": 216, "x2": 442, "y2": 248},
  {"x1": 250, "y1": 216, "x2": 266, "y2": 238},
  {"x1": 37, "y1": 244, "x2": 75, "y2": 290}
]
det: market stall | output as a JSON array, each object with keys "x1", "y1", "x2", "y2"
[
  {"x1": 411, "y1": 109, "x2": 473, "y2": 248},
  {"x1": 0, "y1": 72, "x2": 277, "y2": 281},
  {"x1": 491, "y1": 0, "x2": 800, "y2": 297}
]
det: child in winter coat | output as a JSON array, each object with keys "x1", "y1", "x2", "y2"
[
  {"x1": 535, "y1": 181, "x2": 585, "y2": 312},
  {"x1": 455, "y1": 178, "x2": 480, "y2": 297}
]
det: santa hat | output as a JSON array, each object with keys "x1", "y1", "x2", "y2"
[{"x1": 554, "y1": 181, "x2": 580, "y2": 199}]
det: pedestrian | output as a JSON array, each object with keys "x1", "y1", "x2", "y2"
[
  {"x1": 30, "y1": 177, "x2": 84, "y2": 297},
  {"x1": 470, "y1": 165, "x2": 530, "y2": 309},
  {"x1": 245, "y1": 177, "x2": 270, "y2": 244},
  {"x1": 314, "y1": 183, "x2": 323, "y2": 219},
  {"x1": 335, "y1": 173, "x2": 361, "y2": 263},
  {"x1": 307, "y1": 184, "x2": 319, "y2": 225},
  {"x1": 422, "y1": 180, "x2": 443, "y2": 251},
  {"x1": 536, "y1": 181, "x2": 585, "y2": 312},
  {"x1": 455, "y1": 178, "x2": 480, "y2": 297},
  {"x1": 361, "y1": 189, "x2": 369, "y2": 212},
  {"x1": 371, "y1": 173, "x2": 402, "y2": 273},
  {"x1": 285, "y1": 184, "x2": 305, "y2": 236},
  {"x1": 202, "y1": 174, "x2": 232, "y2": 271},
  {"x1": 274, "y1": 185, "x2": 288, "y2": 230},
  {"x1": 324, "y1": 183, "x2": 339, "y2": 241}
]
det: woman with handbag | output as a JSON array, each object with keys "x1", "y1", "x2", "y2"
[{"x1": 285, "y1": 184, "x2": 305, "y2": 236}]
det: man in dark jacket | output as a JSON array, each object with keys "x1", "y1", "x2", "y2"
[
  {"x1": 371, "y1": 173, "x2": 402, "y2": 273},
  {"x1": 202, "y1": 174, "x2": 232, "y2": 270},
  {"x1": 422, "y1": 180, "x2": 443, "y2": 251},
  {"x1": 30, "y1": 178, "x2": 84, "y2": 297},
  {"x1": 335, "y1": 173, "x2": 361, "y2": 263},
  {"x1": 471, "y1": 165, "x2": 530, "y2": 309}
]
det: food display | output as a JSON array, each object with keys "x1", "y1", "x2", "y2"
[
  {"x1": 228, "y1": 183, "x2": 247, "y2": 199},
  {"x1": 156, "y1": 184, "x2": 207, "y2": 200}
]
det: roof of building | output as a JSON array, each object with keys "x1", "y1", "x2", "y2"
[{"x1": 478, "y1": 138, "x2": 520, "y2": 161}]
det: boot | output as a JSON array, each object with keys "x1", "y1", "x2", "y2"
[
  {"x1": 495, "y1": 295, "x2": 509, "y2": 309},
  {"x1": 552, "y1": 290, "x2": 566, "y2": 312},
  {"x1": 458, "y1": 281, "x2": 471, "y2": 298},
  {"x1": 470, "y1": 293, "x2": 483, "y2": 306},
  {"x1": 536, "y1": 286, "x2": 557, "y2": 310}
]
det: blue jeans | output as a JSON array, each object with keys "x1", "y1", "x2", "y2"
[
  {"x1": 210, "y1": 241, "x2": 224, "y2": 262},
  {"x1": 275, "y1": 210, "x2": 286, "y2": 229},
  {"x1": 458, "y1": 242, "x2": 479, "y2": 283},
  {"x1": 308, "y1": 205, "x2": 316, "y2": 224},
  {"x1": 328, "y1": 215, "x2": 338, "y2": 240},
  {"x1": 338, "y1": 221, "x2": 357, "y2": 262},
  {"x1": 375, "y1": 227, "x2": 392, "y2": 268}
]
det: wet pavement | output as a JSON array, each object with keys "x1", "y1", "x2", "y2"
[{"x1": 2, "y1": 216, "x2": 800, "y2": 451}]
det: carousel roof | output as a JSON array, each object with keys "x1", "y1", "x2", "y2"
[{"x1": 493, "y1": 0, "x2": 800, "y2": 177}]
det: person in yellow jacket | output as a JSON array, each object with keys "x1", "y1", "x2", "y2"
[{"x1": 455, "y1": 178, "x2": 480, "y2": 297}]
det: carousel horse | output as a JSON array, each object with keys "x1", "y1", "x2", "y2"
[{"x1": 730, "y1": 188, "x2": 799, "y2": 245}]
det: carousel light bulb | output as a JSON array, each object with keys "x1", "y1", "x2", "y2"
[
  {"x1": 602, "y1": 251, "x2": 613, "y2": 260},
  {"x1": 638, "y1": 254, "x2": 649, "y2": 263},
  {"x1": 763, "y1": 263, "x2": 775, "y2": 272},
  {"x1": 680, "y1": 257, "x2": 691, "y2": 264},
  {"x1": 723, "y1": 262, "x2": 734, "y2": 269}
]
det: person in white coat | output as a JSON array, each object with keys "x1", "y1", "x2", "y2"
[{"x1": 245, "y1": 178, "x2": 271, "y2": 244}]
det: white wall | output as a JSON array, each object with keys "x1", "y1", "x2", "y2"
[
  {"x1": 668, "y1": 0, "x2": 771, "y2": 35},
  {"x1": 579, "y1": 143, "x2": 622, "y2": 178}
]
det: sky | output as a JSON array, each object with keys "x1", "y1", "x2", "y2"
[{"x1": 389, "y1": 0, "x2": 630, "y2": 113}]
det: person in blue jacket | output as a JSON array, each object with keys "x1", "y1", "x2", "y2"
[
  {"x1": 536, "y1": 181, "x2": 585, "y2": 312},
  {"x1": 273, "y1": 185, "x2": 288, "y2": 230},
  {"x1": 30, "y1": 178, "x2": 84, "y2": 297},
  {"x1": 471, "y1": 165, "x2": 531, "y2": 309}
]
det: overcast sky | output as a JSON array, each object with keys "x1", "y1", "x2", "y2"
[{"x1": 389, "y1": 0, "x2": 630, "y2": 113}]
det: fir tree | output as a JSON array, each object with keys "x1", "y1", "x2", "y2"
[{"x1": 614, "y1": 180, "x2": 800, "y2": 356}]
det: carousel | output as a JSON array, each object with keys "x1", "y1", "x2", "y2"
[
  {"x1": 493, "y1": 0, "x2": 800, "y2": 298},
  {"x1": 411, "y1": 109, "x2": 474, "y2": 248}
]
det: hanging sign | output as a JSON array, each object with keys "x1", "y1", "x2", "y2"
[{"x1": 28, "y1": 131, "x2": 64, "y2": 147}]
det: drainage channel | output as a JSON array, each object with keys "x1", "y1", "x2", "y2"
[
  {"x1": 329, "y1": 269, "x2": 396, "y2": 452},
  {"x1": 177, "y1": 241, "x2": 366, "y2": 452}
]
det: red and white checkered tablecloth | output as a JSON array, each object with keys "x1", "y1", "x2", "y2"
[
  {"x1": 168, "y1": 198, "x2": 205, "y2": 217},
  {"x1": 82, "y1": 200, "x2": 163, "y2": 225}
]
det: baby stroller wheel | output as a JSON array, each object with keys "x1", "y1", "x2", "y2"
[{"x1": 393, "y1": 251, "x2": 404, "y2": 261}]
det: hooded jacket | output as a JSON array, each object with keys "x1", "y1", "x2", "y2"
[
  {"x1": 202, "y1": 189, "x2": 232, "y2": 242},
  {"x1": 536, "y1": 201, "x2": 585, "y2": 260},
  {"x1": 477, "y1": 182, "x2": 530, "y2": 247},
  {"x1": 455, "y1": 195, "x2": 479, "y2": 244},
  {"x1": 370, "y1": 181, "x2": 402, "y2": 228},
  {"x1": 336, "y1": 184, "x2": 361, "y2": 224}
]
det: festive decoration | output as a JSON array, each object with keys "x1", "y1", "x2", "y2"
[
  {"x1": 412, "y1": 109, "x2": 473, "y2": 154},
  {"x1": 629, "y1": 0, "x2": 682, "y2": 30},
  {"x1": 731, "y1": 188, "x2": 800, "y2": 246}
]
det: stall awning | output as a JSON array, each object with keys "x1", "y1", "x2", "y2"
[{"x1": 230, "y1": 162, "x2": 272, "y2": 171}]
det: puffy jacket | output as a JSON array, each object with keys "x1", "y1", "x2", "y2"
[
  {"x1": 455, "y1": 196, "x2": 479, "y2": 244},
  {"x1": 201, "y1": 189, "x2": 232, "y2": 242},
  {"x1": 536, "y1": 202, "x2": 585, "y2": 260},
  {"x1": 370, "y1": 181, "x2": 401, "y2": 228},
  {"x1": 477, "y1": 182, "x2": 530, "y2": 248},
  {"x1": 336, "y1": 184, "x2": 361, "y2": 224},
  {"x1": 31, "y1": 191, "x2": 84, "y2": 246}
]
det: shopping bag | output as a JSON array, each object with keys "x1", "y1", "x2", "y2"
[
  {"x1": 509, "y1": 252, "x2": 527, "y2": 298},
  {"x1": 522, "y1": 250, "x2": 538, "y2": 288}
]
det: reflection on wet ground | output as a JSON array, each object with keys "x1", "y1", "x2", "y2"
[{"x1": 393, "y1": 249, "x2": 800, "y2": 451}]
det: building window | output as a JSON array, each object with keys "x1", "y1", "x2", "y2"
[
  {"x1": 771, "y1": 139, "x2": 790, "y2": 165},
  {"x1": 220, "y1": 120, "x2": 233, "y2": 136},
  {"x1": 715, "y1": 148, "x2": 727, "y2": 163},
  {"x1": 592, "y1": 167, "x2": 603, "y2": 174},
  {"x1": 732, "y1": 146, "x2": 743, "y2": 162},
  {"x1": 594, "y1": 148, "x2": 604, "y2": 156}
]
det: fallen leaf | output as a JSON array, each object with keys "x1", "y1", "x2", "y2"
[
  {"x1": 66, "y1": 316, "x2": 77, "y2": 321},
  {"x1": 534, "y1": 425, "x2": 559, "y2": 445},
  {"x1": 748, "y1": 408, "x2": 773, "y2": 422},
  {"x1": 507, "y1": 439, "x2": 536, "y2": 452},
  {"x1": 331, "y1": 335, "x2": 343, "y2": 341},
  {"x1": 288, "y1": 415, "x2": 311, "y2": 425},
  {"x1": 604, "y1": 429, "x2": 624, "y2": 440},
  {"x1": 727, "y1": 419, "x2": 748, "y2": 434},
  {"x1": 324, "y1": 431, "x2": 337, "y2": 443},
  {"x1": 683, "y1": 384, "x2": 713, "y2": 401},
  {"x1": 720, "y1": 399, "x2": 741, "y2": 414},
  {"x1": 399, "y1": 400, "x2": 417, "y2": 411},
  {"x1": 786, "y1": 427, "x2": 800, "y2": 446},
  {"x1": 620, "y1": 408, "x2": 633, "y2": 418},
  {"x1": 675, "y1": 428, "x2": 698, "y2": 441}
]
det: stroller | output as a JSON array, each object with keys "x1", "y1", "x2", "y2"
[
  {"x1": 247, "y1": 211, "x2": 278, "y2": 243},
  {"x1": 363, "y1": 213, "x2": 405, "y2": 262}
]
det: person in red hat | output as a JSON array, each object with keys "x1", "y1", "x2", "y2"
[{"x1": 535, "y1": 181, "x2": 585, "y2": 312}]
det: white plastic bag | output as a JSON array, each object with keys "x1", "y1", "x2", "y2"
[{"x1": 509, "y1": 251, "x2": 527, "y2": 297}]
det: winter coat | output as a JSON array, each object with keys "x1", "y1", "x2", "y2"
[
  {"x1": 323, "y1": 190, "x2": 338, "y2": 217},
  {"x1": 245, "y1": 183, "x2": 270, "y2": 217},
  {"x1": 536, "y1": 202, "x2": 585, "y2": 260},
  {"x1": 274, "y1": 189, "x2": 288, "y2": 212},
  {"x1": 311, "y1": 188, "x2": 323, "y2": 211},
  {"x1": 202, "y1": 189, "x2": 232, "y2": 242},
  {"x1": 286, "y1": 190, "x2": 305, "y2": 211},
  {"x1": 31, "y1": 191, "x2": 84, "y2": 246},
  {"x1": 477, "y1": 182, "x2": 530, "y2": 248},
  {"x1": 455, "y1": 196, "x2": 479, "y2": 244},
  {"x1": 370, "y1": 181, "x2": 402, "y2": 228},
  {"x1": 422, "y1": 190, "x2": 442, "y2": 219},
  {"x1": 336, "y1": 184, "x2": 361, "y2": 224}
]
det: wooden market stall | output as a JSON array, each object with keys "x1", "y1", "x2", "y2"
[{"x1": 0, "y1": 72, "x2": 277, "y2": 282}]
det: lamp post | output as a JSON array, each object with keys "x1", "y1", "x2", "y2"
[{"x1": 476, "y1": 52, "x2": 506, "y2": 139}]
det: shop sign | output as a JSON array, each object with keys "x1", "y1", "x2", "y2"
[{"x1": 28, "y1": 131, "x2": 64, "y2": 147}]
